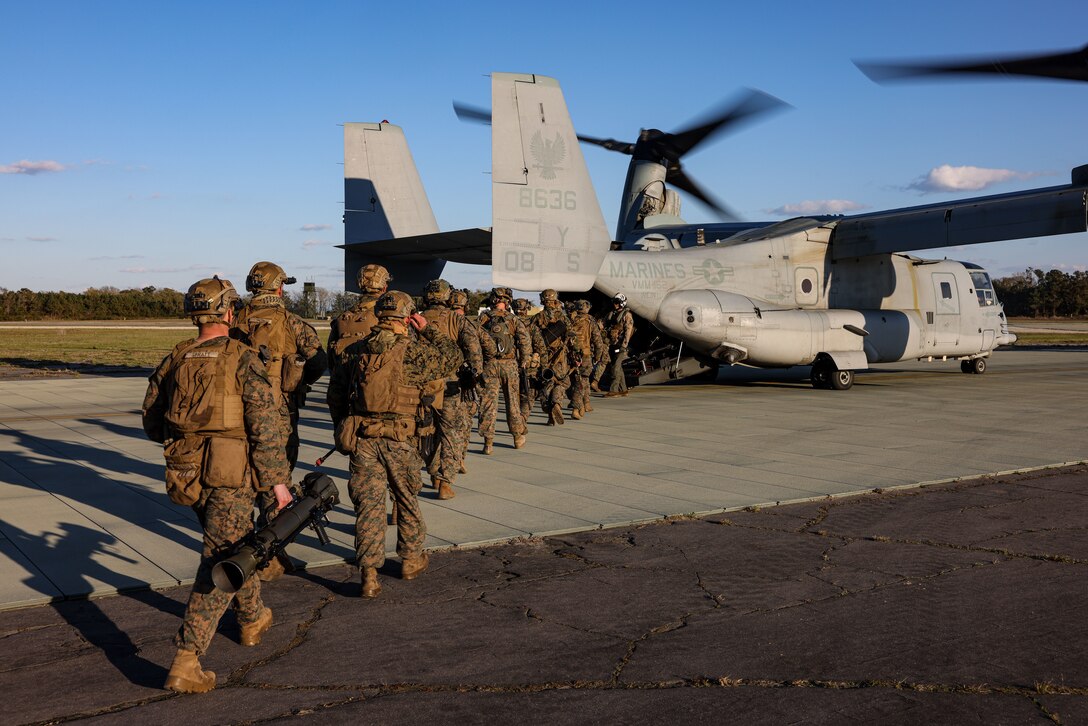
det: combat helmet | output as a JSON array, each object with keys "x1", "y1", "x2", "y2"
[
  {"x1": 613, "y1": 292, "x2": 628, "y2": 307},
  {"x1": 375, "y1": 290, "x2": 415, "y2": 319},
  {"x1": 512, "y1": 298, "x2": 532, "y2": 315},
  {"x1": 246, "y1": 261, "x2": 296, "y2": 293},
  {"x1": 540, "y1": 289, "x2": 560, "y2": 306},
  {"x1": 357, "y1": 264, "x2": 391, "y2": 294},
  {"x1": 576, "y1": 299, "x2": 592, "y2": 313},
  {"x1": 449, "y1": 289, "x2": 469, "y2": 310},
  {"x1": 184, "y1": 276, "x2": 240, "y2": 324},
  {"x1": 423, "y1": 279, "x2": 452, "y2": 305},
  {"x1": 489, "y1": 287, "x2": 513, "y2": 306}
]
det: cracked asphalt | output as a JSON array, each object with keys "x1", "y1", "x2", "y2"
[{"x1": 2, "y1": 464, "x2": 1086, "y2": 725}]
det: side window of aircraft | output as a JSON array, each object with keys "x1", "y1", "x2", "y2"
[{"x1": 940, "y1": 281, "x2": 953, "y2": 299}]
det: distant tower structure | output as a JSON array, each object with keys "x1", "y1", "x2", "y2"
[{"x1": 302, "y1": 281, "x2": 317, "y2": 319}]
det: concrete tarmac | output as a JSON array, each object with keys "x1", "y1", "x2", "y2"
[{"x1": 0, "y1": 349, "x2": 1086, "y2": 723}]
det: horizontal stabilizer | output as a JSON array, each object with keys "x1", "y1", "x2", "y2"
[
  {"x1": 832, "y1": 180, "x2": 1088, "y2": 259},
  {"x1": 340, "y1": 227, "x2": 492, "y2": 265}
]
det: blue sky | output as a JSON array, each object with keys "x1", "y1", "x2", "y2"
[{"x1": 2, "y1": 1, "x2": 1086, "y2": 295}]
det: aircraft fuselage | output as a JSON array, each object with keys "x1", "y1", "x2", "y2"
[{"x1": 595, "y1": 220, "x2": 1012, "y2": 370}]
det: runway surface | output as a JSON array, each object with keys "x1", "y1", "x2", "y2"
[{"x1": 0, "y1": 348, "x2": 1085, "y2": 610}]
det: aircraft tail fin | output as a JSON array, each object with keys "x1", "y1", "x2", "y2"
[
  {"x1": 343, "y1": 122, "x2": 444, "y2": 292},
  {"x1": 491, "y1": 73, "x2": 610, "y2": 292}
]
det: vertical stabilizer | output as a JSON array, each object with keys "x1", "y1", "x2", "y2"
[
  {"x1": 343, "y1": 122, "x2": 443, "y2": 292},
  {"x1": 491, "y1": 73, "x2": 610, "y2": 292}
]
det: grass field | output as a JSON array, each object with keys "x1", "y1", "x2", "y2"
[{"x1": 0, "y1": 321, "x2": 1083, "y2": 375}]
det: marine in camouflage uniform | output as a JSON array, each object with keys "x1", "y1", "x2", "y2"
[
  {"x1": 477, "y1": 287, "x2": 531, "y2": 454},
  {"x1": 568, "y1": 299, "x2": 600, "y2": 417},
  {"x1": 604, "y1": 293, "x2": 636, "y2": 396},
  {"x1": 142, "y1": 277, "x2": 292, "y2": 694},
  {"x1": 450, "y1": 289, "x2": 493, "y2": 469},
  {"x1": 328, "y1": 263, "x2": 390, "y2": 372},
  {"x1": 232, "y1": 261, "x2": 327, "y2": 582},
  {"x1": 531, "y1": 289, "x2": 577, "y2": 425},
  {"x1": 233, "y1": 261, "x2": 327, "y2": 473},
  {"x1": 420, "y1": 279, "x2": 482, "y2": 499},
  {"x1": 326, "y1": 291, "x2": 461, "y2": 598},
  {"x1": 513, "y1": 298, "x2": 546, "y2": 422}
]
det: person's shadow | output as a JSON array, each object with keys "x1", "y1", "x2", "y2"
[{"x1": 6, "y1": 520, "x2": 179, "y2": 688}]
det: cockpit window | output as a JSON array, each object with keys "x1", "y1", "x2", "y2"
[{"x1": 970, "y1": 271, "x2": 995, "y2": 306}]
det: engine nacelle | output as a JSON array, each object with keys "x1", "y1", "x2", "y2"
[{"x1": 657, "y1": 290, "x2": 895, "y2": 368}]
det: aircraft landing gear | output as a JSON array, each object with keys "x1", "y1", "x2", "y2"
[
  {"x1": 810, "y1": 360, "x2": 855, "y2": 390},
  {"x1": 961, "y1": 358, "x2": 987, "y2": 374}
]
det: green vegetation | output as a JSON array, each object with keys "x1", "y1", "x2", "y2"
[
  {"x1": 993, "y1": 269, "x2": 1088, "y2": 317},
  {"x1": 0, "y1": 328, "x2": 194, "y2": 369}
]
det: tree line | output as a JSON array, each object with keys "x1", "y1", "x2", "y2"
[
  {"x1": 2, "y1": 271, "x2": 1084, "y2": 321},
  {"x1": 0, "y1": 285, "x2": 494, "y2": 321},
  {"x1": 992, "y1": 269, "x2": 1088, "y2": 317}
]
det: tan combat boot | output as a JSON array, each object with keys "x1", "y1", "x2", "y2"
[
  {"x1": 459, "y1": 460, "x2": 468, "y2": 474},
  {"x1": 164, "y1": 648, "x2": 216, "y2": 693},
  {"x1": 239, "y1": 607, "x2": 273, "y2": 647},
  {"x1": 361, "y1": 566, "x2": 381, "y2": 598},
  {"x1": 571, "y1": 407, "x2": 583, "y2": 420},
  {"x1": 550, "y1": 404, "x2": 564, "y2": 425},
  {"x1": 483, "y1": 438, "x2": 494, "y2": 455},
  {"x1": 436, "y1": 477, "x2": 455, "y2": 500},
  {"x1": 585, "y1": 401, "x2": 594, "y2": 412},
  {"x1": 513, "y1": 433, "x2": 526, "y2": 449},
  {"x1": 401, "y1": 552, "x2": 429, "y2": 580}
]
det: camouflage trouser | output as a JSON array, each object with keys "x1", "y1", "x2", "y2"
[
  {"x1": 176, "y1": 486, "x2": 264, "y2": 656},
  {"x1": 519, "y1": 368, "x2": 539, "y2": 421},
  {"x1": 435, "y1": 396, "x2": 469, "y2": 484},
  {"x1": 348, "y1": 437, "x2": 426, "y2": 569},
  {"x1": 539, "y1": 373, "x2": 570, "y2": 413},
  {"x1": 479, "y1": 359, "x2": 526, "y2": 441},
  {"x1": 570, "y1": 361, "x2": 591, "y2": 410},
  {"x1": 462, "y1": 398, "x2": 477, "y2": 459},
  {"x1": 608, "y1": 348, "x2": 629, "y2": 393},
  {"x1": 257, "y1": 401, "x2": 298, "y2": 520}
]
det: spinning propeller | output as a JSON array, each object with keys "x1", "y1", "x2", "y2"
[
  {"x1": 454, "y1": 89, "x2": 790, "y2": 220},
  {"x1": 855, "y1": 43, "x2": 1088, "y2": 84}
]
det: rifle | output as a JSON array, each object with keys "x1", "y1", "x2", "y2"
[
  {"x1": 212, "y1": 472, "x2": 340, "y2": 593},
  {"x1": 315, "y1": 447, "x2": 337, "y2": 467}
]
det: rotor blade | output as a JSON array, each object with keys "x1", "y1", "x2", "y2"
[
  {"x1": 666, "y1": 165, "x2": 740, "y2": 221},
  {"x1": 453, "y1": 101, "x2": 492, "y2": 125},
  {"x1": 575, "y1": 133, "x2": 636, "y2": 155},
  {"x1": 856, "y1": 44, "x2": 1088, "y2": 84},
  {"x1": 667, "y1": 89, "x2": 791, "y2": 159}
]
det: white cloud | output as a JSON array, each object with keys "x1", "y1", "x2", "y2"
[
  {"x1": 907, "y1": 165, "x2": 1044, "y2": 193},
  {"x1": 27, "y1": 236, "x2": 58, "y2": 242},
  {"x1": 300, "y1": 224, "x2": 331, "y2": 232},
  {"x1": 0, "y1": 160, "x2": 66, "y2": 175},
  {"x1": 765, "y1": 199, "x2": 869, "y2": 216},
  {"x1": 301, "y1": 239, "x2": 328, "y2": 249},
  {"x1": 89, "y1": 254, "x2": 145, "y2": 261}
]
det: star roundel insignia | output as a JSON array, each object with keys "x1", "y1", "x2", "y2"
[
  {"x1": 530, "y1": 131, "x2": 566, "y2": 180},
  {"x1": 694, "y1": 259, "x2": 727, "y2": 285}
]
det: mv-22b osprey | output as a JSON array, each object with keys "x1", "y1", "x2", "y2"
[{"x1": 482, "y1": 71, "x2": 1088, "y2": 390}]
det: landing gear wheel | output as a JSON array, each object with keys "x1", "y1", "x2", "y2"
[
  {"x1": 810, "y1": 362, "x2": 831, "y2": 389},
  {"x1": 971, "y1": 357, "x2": 986, "y2": 375},
  {"x1": 960, "y1": 359, "x2": 973, "y2": 374},
  {"x1": 830, "y1": 369, "x2": 854, "y2": 390}
]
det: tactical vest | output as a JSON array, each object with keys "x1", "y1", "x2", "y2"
[
  {"x1": 422, "y1": 306, "x2": 460, "y2": 396},
  {"x1": 570, "y1": 315, "x2": 592, "y2": 356},
  {"x1": 234, "y1": 301, "x2": 296, "y2": 395},
  {"x1": 333, "y1": 300, "x2": 379, "y2": 354},
  {"x1": 482, "y1": 312, "x2": 517, "y2": 360},
  {"x1": 351, "y1": 336, "x2": 422, "y2": 422},
  {"x1": 164, "y1": 338, "x2": 246, "y2": 439}
]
